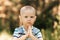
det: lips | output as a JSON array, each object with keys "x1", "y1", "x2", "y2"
[{"x1": 27, "y1": 22, "x2": 31, "y2": 24}]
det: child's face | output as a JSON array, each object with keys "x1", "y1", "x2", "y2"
[{"x1": 20, "y1": 10, "x2": 36, "y2": 27}]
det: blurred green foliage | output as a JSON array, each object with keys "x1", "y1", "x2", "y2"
[{"x1": 0, "y1": 0, "x2": 60, "y2": 40}]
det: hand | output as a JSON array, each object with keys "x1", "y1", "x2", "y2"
[{"x1": 27, "y1": 26, "x2": 33, "y2": 37}]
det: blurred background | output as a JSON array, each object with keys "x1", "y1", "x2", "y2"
[{"x1": 0, "y1": 0, "x2": 60, "y2": 40}]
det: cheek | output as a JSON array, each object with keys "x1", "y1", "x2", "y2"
[
  {"x1": 22, "y1": 18, "x2": 27, "y2": 23},
  {"x1": 31, "y1": 19, "x2": 36, "y2": 24}
]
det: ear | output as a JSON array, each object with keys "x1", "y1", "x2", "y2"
[
  {"x1": 19, "y1": 15, "x2": 22, "y2": 26},
  {"x1": 34, "y1": 16, "x2": 37, "y2": 21},
  {"x1": 19, "y1": 15, "x2": 21, "y2": 21},
  {"x1": 35, "y1": 16, "x2": 37, "y2": 19},
  {"x1": 19, "y1": 15, "x2": 20, "y2": 18}
]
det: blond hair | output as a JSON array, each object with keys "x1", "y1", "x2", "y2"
[{"x1": 20, "y1": 6, "x2": 36, "y2": 15}]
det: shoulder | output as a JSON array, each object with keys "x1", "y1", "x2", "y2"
[
  {"x1": 32, "y1": 26, "x2": 41, "y2": 34},
  {"x1": 32, "y1": 27, "x2": 43, "y2": 38},
  {"x1": 33, "y1": 27, "x2": 40, "y2": 31},
  {"x1": 14, "y1": 26, "x2": 23, "y2": 33},
  {"x1": 15, "y1": 26, "x2": 23, "y2": 30},
  {"x1": 13, "y1": 26, "x2": 25, "y2": 38}
]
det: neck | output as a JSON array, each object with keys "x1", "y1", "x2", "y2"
[
  {"x1": 23, "y1": 25, "x2": 32, "y2": 31},
  {"x1": 23, "y1": 25, "x2": 28, "y2": 31}
]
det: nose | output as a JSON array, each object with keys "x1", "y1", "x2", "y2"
[{"x1": 27, "y1": 17, "x2": 31, "y2": 22}]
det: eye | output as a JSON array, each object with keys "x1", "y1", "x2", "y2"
[
  {"x1": 30, "y1": 16, "x2": 34, "y2": 18},
  {"x1": 25, "y1": 16, "x2": 28, "y2": 18}
]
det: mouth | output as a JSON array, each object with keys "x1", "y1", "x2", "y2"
[
  {"x1": 27, "y1": 22, "x2": 32, "y2": 26},
  {"x1": 28, "y1": 22, "x2": 31, "y2": 24}
]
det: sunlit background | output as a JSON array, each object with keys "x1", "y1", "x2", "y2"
[{"x1": 0, "y1": 0, "x2": 60, "y2": 40}]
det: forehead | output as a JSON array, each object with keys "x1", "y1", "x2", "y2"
[{"x1": 22, "y1": 10, "x2": 36, "y2": 16}]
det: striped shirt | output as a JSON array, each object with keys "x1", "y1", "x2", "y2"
[{"x1": 13, "y1": 26, "x2": 42, "y2": 40}]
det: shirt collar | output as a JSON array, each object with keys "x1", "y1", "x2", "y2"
[
  {"x1": 20, "y1": 25, "x2": 34, "y2": 33},
  {"x1": 21, "y1": 25, "x2": 33, "y2": 29}
]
